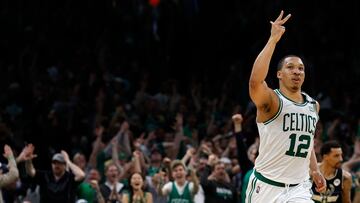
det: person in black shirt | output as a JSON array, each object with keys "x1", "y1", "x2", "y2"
[
  {"x1": 311, "y1": 141, "x2": 352, "y2": 203},
  {"x1": 201, "y1": 158, "x2": 237, "y2": 203},
  {"x1": 18, "y1": 144, "x2": 85, "y2": 203}
]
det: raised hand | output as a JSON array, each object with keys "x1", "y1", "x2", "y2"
[
  {"x1": 133, "y1": 150, "x2": 141, "y2": 159},
  {"x1": 89, "y1": 180, "x2": 100, "y2": 191},
  {"x1": 120, "y1": 121, "x2": 130, "y2": 133},
  {"x1": 200, "y1": 143, "x2": 212, "y2": 155},
  {"x1": 17, "y1": 144, "x2": 37, "y2": 162},
  {"x1": 3, "y1": 145, "x2": 14, "y2": 159},
  {"x1": 269, "y1": 10, "x2": 291, "y2": 43},
  {"x1": 232, "y1": 114, "x2": 243, "y2": 125},
  {"x1": 162, "y1": 157, "x2": 171, "y2": 167},
  {"x1": 186, "y1": 147, "x2": 196, "y2": 157},
  {"x1": 61, "y1": 150, "x2": 70, "y2": 163},
  {"x1": 207, "y1": 154, "x2": 219, "y2": 167}
]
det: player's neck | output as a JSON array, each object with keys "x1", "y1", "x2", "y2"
[
  {"x1": 279, "y1": 87, "x2": 303, "y2": 103},
  {"x1": 319, "y1": 162, "x2": 336, "y2": 178}
]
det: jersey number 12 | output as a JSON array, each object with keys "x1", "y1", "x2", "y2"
[{"x1": 285, "y1": 133, "x2": 311, "y2": 158}]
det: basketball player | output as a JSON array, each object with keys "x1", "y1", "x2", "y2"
[
  {"x1": 245, "y1": 10, "x2": 326, "y2": 202},
  {"x1": 312, "y1": 141, "x2": 352, "y2": 203}
]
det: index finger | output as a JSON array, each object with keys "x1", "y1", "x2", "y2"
[{"x1": 275, "y1": 10, "x2": 284, "y2": 22}]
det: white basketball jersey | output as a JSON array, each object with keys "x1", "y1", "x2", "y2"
[{"x1": 254, "y1": 89, "x2": 319, "y2": 184}]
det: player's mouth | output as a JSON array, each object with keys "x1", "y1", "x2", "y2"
[{"x1": 292, "y1": 78, "x2": 301, "y2": 84}]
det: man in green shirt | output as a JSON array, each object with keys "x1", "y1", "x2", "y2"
[{"x1": 157, "y1": 160, "x2": 199, "y2": 203}]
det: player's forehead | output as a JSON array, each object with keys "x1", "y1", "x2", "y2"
[
  {"x1": 283, "y1": 57, "x2": 304, "y2": 67},
  {"x1": 330, "y1": 147, "x2": 342, "y2": 155}
]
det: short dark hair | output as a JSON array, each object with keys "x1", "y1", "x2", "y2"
[
  {"x1": 277, "y1": 55, "x2": 301, "y2": 70},
  {"x1": 320, "y1": 140, "x2": 341, "y2": 157}
]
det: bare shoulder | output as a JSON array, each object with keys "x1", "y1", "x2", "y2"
[
  {"x1": 249, "y1": 81, "x2": 278, "y2": 112},
  {"x1": 315, "y1": 101, "x2": 320, "y2": 113}
]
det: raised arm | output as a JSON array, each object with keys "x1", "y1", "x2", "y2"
[
  {"x1": 190, "y1": 168, "x2": 199, "y2": 196},
  {"x1": 111, "y1": 138, "x2": 124, "y2": 177},
  {"x1": 16, "y1": 144, "x2": 37, "y2": 177},
  {"x1": 61, "y1": 150, "x2": 85, "y2": 181},
  {"x1": 132, "y1": 151, "x2": 142, "y2": 174},
  {"x1": 249, "y1": 10, "x2": 291, "y2": 121},
  {"x1": 88, "y1": 126, "x2": 105, "y2": 169},
  {"x1": 0, "y1": 145, "x2": 19, "y2": 187},
  {"x1": 89, "y1": 180, "x2": 105, "y2": 203},
  {"x1": 232, "y1": 114, "x2": 254, "y2": 174}
]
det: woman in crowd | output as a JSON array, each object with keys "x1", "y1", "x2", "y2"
[{"x1": 122, "y1": 172, "x2": 153, "y2": 203}]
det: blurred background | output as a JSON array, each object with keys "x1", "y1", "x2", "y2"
[{"x1": 0, "y1": 0, "x2": 359, "y2": 170}]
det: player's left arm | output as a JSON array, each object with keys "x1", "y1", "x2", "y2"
[
  {"x1": 310, "y1": 101, "x2": 326, "y2": 192},
  {"x1": 310, "y1": 101, "x2": 321, "y2": 172},
  {"x1": 342, "y1": 170, "x2": 352, "y2": 203},
  {"x1": 310, "y1": 149, "x2": 326, "y2": 193}
]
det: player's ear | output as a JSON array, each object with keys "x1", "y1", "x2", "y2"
[{"x1": 277, "y1": 70, "x2": 282, "y2": 79}]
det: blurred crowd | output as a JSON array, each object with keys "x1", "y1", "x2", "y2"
[{"x1": 0, "y1": 0, "x2": 360, "y2": 202}]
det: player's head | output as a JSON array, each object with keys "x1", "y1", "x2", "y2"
[
  {"x1": 277, "y1": 55, "x2": 305, "y2": 91},
  {"x1": 321, "y1": 141, "x2": 343, "y2": 169}
]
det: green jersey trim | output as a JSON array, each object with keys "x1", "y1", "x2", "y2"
[
  {"x1": 247, "y1": 175, "x2": 257, "y2": 203},
  {"x1": 276, "y1": 89, "x2": 308, "y2": 106},
  {"x1": 254, "y1": 170, "x2": 298, "y2": 187},
  {"x1": 263, "y1": 90, "x2": 283, "y2": 125}
]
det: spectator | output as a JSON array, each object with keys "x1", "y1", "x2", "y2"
[
  {"x1": 122, "y1": 172, "x2": 153, "y2": 203},
  {"x1": 77, "y1": 168, "x2": 102, "y2": 203},
  {"x1": 157, "y1": 160, "x2": 199, "y2": 202},
  {"x1": 200, "y1": 158, "x2": 237, "y2": 203},
  {"x1": 18, "y1": 144, "x2": 85, "y2": 203},
  {"x1": 98, "y1": 162, "x2": 125, "y2": 203}
]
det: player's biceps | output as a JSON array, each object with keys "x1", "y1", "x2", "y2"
[{"x1": 251, "y1": 88, "x2": 273, "y2": 108}]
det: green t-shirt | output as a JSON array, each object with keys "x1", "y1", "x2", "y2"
[
  {"x1": 77, "y1": 182, "x2": 96, "y2": 203},
  {"x1": 147, "y1": 166, "x2": 160, "y2": 177},
  {"x1": 168, "y1": 182, "x2": 193, "y2": 203}
]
